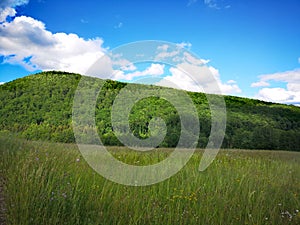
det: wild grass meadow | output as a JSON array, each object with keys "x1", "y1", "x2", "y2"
[{"x1": 0, "y1": 135, "x2": 299, "y2": 225}]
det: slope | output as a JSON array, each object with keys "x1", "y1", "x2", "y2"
[{"x1": 0, "y1": 71, "x2": 299, "y2": 150}]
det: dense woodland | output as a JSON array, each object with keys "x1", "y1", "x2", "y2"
[{"x1": 0, "y1": 71, "x2": 299, "y2": 151}]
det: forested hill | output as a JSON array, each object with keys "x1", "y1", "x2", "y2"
[{"x1": 0, "y1": 71, "x2": 299, "y2": 151}]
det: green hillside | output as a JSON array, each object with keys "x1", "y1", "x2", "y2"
[{"x1": 0, "y1": 71, "x2": 299, "y2": 150}]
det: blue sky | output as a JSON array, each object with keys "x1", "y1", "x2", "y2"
[{"x1": 0, "y1": 0, "x2": 300, "y2": 105}]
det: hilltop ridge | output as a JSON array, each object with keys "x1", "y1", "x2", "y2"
[{"x1": 0, "y1": 71, "x2": 299, "y2": 151}]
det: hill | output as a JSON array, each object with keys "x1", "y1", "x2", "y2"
[{"x1": 0, "y1": 71, "x2": 299, "y2": 150}]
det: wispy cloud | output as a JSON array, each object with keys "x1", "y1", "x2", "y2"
[
  {"x1": 0, "y1": 0, "x2": 29, "y2": 8},
  {"x1": 176, "y1": 42, "x2": 192, "y2": 49},
  {"x1": 187, "y1": 0, "x2": 197, "y2": 6},
  {"x1": 204, "y1": 0, "x2": 219, "y2": 9},
  {"x1": 80, "y1": 19, "x2": 88, "y2": 24},
  {"x1": 203, "y1": 0, "x2": 231, "y2": 10},
  {"x1": 251, "y1": 80, "x2": 270, "y2": 87},
  {"x1": 114, "y1": 22, "x2": 123, "y2": 29}
]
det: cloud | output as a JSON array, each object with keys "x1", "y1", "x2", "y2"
[
  {"x1": 155, "y1": 45, "x2": 180, "y2": 61},
  {"x1": 187, "y1": 0, "x2": 197, "y2": 6},
  {"x1": 203, "y1": 0, "x2": 231, "y2": 10},
  {"x1": 183, "y1": 52, "x2": 209, "y2": 65},
  {"x1": 154, "y1": 45, "x2": 241, "y2": 95},
  {"x1": 157, "y1": 67, "x2": 203, "y2": 92},
  {"x1": 204, "y1": 0, "x2": 219, "y2": 9},
  {"x1": 88, "y1": 41, "x2": 238, "y2": 95},
  {"x1": 227, "y1": 80, "x2": 236, "y2": 84},
  {"x1": 0, "y1": 15, "x2": 106, "y2": 74},
  {"x1": 253, "y1": 69, "x2": 300, "y2": 104},
  {"x1": 157, "y1": 63, "x2": 241, "y2": 95},
  {"x1": 176, "y1": 42, "x2": 192, "y2": 50},
  {"x1": 256, "y1": 88, "x2": 299, "y2": 103},
  {"x1": 114, "y1": 63, "x2": 165, "y2": 81},
  {"x1": 220, "y1": 80, "x2": 241, "y2": 94},
  {"x1": 258, "y1": 69, "x2": 300, "y2": 83},
  {"x1": 0, "y1": 0, "x2": 29, "y2": 8},
  {"x1": 0, "y1": 82, "x2": 5, "y2": 85},
  {"x1": 0, "y1": 3, "x2": 240, "y2": 97},
  {"x1": 189, "y1": 0, "x2": 231, "y2": 8},
  {"x1": 251, "y1": 80, "x2": 270, "y2": 87},
  {"x1": 0, "y1": 7, "x2": 15, "y2": 22},
  {"x1": 155, "y1": 43, "x2": 208, "y2": 65},
  {"x1": 80, "y1": 19, "x2": 88, "y2": 24},
  {"x1": 0, "y1": 0, "x2": 29, "y2": 22},
  {"x1": 157, "y1": 44, "x2": 169, "y2": 52},
  {"x1": 114, "y1": 22, "x2": 123, "y2": 29}
]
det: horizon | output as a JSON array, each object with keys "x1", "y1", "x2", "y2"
[
  {"x1": 2, "y1": 70, "x2": 300, "y2": 107},
  {"x1": 0, "y1": 0, "x2": 299, "y2": 106}
]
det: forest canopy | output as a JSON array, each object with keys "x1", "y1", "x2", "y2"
[{"x1": 0, "y1": 71, "x2": 299, "y2": 151}]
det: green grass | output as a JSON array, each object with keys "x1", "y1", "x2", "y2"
[{"x1": 0, "y1": 135, "x2": 299, "y2": 225}]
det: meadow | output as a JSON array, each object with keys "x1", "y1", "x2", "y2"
[{"x1": 0, "y1": 135, "x2": 299, "y2": 225}]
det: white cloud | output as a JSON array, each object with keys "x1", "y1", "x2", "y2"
[
  {"x1": 114, "y1": 63, "x2": 165, "y2": 81},
  {"x1": 120, "y1": 63, "x2": 136, "y2": 71},
  {"x1": 0, "y1": 15, "x2": 106, "y2": 74},
  {"x1": 157, "y1": 44, "x2": 169, "y2": 52},
  {"x1": 0, "y1": 0, "x2": 29, "y2": 22},
  {"x1": 256, "y1": 88, "x2": 299, "y2": 103},
  {"x1": 155, "y1": 48, "x2": 180, "y2": 61},
  {"x1": 258, "y1": 69, "x2": 300, "y2": 83},
  {"x1": 227, "y1": 80, "x2": 236, "y2": 84},
  {"x1": 251, "y1": 80, "x2": 270, "y2": 87},
  {"x1": 0, "y1": 7, "x2": 16, "y2": 22},
  {"x1": 0, "y1": 4, "x2": 240, "y2": 97},
  {"x1": 220, "y1": 80, "x2": 241, "y2": 94},
  {"x1": 156, "y1": 63, "x2": 241, "y2": 95},
  {"x1": 176, "y1": 42, "x2": 192, "y2": 49},
  {"x1": 183, "y1": 52, "x2": 209, "y2": 65},
  {"x1": 204, "y1": 0, "x2": 219, "y2": 9},
  {"x1": 0, "y1": 82, "x2": 5, "y2": 85},
  {"x1": 85, "y1": 55, "x2": 114, "y2": 79},
  {"x1": 156, "y1": 67, "x2": 203, "y2": 92},
  {"x1": 253, "y1": 69, "x2": 300, "y2": 104},
  {"x1": 155, "y1": 43, "x2": 208, "y2": 65},
  {"x1": 0, "y1": 0, "x2": 29, "y2": 8},
  {"x1": 154, "y1": 43, "x2": 241, "y2": 95},
  {"x1": 110, "y1": 54, "x2": 137, "y2": 71}
]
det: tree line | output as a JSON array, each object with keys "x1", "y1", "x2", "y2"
[{"x1": 0, "y1": 71, "x2": 299, "y2": 151}]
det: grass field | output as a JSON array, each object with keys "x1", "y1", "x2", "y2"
[{"x1": 0, "y1": 135, "x2": 299, "y2": 225}]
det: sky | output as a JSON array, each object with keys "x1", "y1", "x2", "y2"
[{"x1": 0, "y1": 0, "x2": 300, "y2": 105}]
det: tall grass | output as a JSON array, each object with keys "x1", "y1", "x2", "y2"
[{"x1": 0, "y1": 135, "x2": 299, "y2": 224}]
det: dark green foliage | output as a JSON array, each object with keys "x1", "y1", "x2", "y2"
[
  {"x1": 0, "y1": 71, "x2": 299, "y2": 151},
  {"x1": 0, "y1": 71, "x2": 79, "y2": 143}
]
